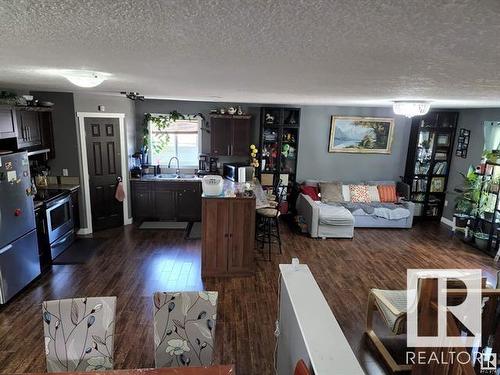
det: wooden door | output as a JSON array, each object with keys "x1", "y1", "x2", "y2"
[
  {"x1": 227, "y1": 199, "x2": 255, "y2": 275},
  {"x1": 210, "y1": 117, "x2": 231, "y2": 156},
  {"x1": 231, "y1": 118, "x2": 251, "y2": 156},
  {"x1": 84, "y1": 118, "x2": 123, "y2": 231},
  {"x1": 201, "y1": 199, "x2": 229, "y2": 276}
]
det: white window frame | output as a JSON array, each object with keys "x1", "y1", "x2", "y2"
[{"x1": 148, "y1": 116, "x2": 202, "y2": 168}]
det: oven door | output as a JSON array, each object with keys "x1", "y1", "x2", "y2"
[{"x1": 46, "y1": 195, "x2": 74, "y2": 244}]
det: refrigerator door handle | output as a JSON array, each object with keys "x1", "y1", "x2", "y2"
[{"x1": 0, "y1": 244, "x2": 13, "y2": 255}]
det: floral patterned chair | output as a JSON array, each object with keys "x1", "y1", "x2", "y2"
[
  {"x1": 153, "y1": 291, "x2": 218, "y2": 368},
  {"x1": 42, "y1": 296, "x2": 117, "y2": 372}
]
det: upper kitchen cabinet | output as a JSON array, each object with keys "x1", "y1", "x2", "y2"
[
  {"x1": 0, "y1": 105, "x2": 17, "y2": 139},
  {"x1": 210, "y1": 115, "x2": 252, "y2": 156},
  {"x1": 0, "y1": 106, "x2": 55, "y2": 157}
]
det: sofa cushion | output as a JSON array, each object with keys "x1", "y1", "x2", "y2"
[
  {"x1": 300, "y1": 185, "x2": 320, "y2": 201},
  {"x1": 378, "y1": 185, "x2": 397, "y2": 203},
  {"x1": 349, "y1": 185, "x2": 371, "y2": 203},
  {"x1": 320, "y1": 182, "x2": 343, "y2": 203},
  {"x1": 316, "y1": 202, "x2": 354, "y2": 226},
  {"x1": 367, "y1": 185, "x2": 380, "y2": 202}
]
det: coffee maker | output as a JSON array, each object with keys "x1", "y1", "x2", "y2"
[{"x1": 198, "y1": 154, "x2": 219, "y2": 175}]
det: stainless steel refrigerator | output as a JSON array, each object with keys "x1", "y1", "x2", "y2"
[{"x1": 0, "y1": 151, "x2": 40, "y2": 304}]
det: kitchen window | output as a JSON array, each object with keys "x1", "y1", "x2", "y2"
[{"x1": 150, "y1": 118, "x2": 201, "y2": 167}]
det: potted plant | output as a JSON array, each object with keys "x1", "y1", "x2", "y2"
[
  {"x1": 454, "y1": 166, "x2": 480, "y2": 226},
  {"x1": 474, "y1": 230, "x2": 490, "y2": 251}
]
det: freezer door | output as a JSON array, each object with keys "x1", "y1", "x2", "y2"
[
  {"x1": 0, "y1": 229, "x2": 40, "y2": 304},
  {"x1": 0, "y1": 152, "x2": 35, "y2": 249}
]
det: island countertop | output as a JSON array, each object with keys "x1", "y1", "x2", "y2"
[{"x1": 202, "y1": 179, "x2": 269, "y2": 209}]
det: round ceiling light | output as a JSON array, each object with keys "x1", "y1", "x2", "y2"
[
  {"x1": 60, "y1": 70, "x2": 110, "y2": 88},
  {"x1": 393, "y1": 101, "x2": 431, "y2": 118}
]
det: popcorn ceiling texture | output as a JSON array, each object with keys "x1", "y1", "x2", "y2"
[{"x1": 0, "y1": 0, "x2": 500, "y2": 106}]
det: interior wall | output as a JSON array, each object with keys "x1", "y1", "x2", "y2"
[
  {"x1": 297, "y1": 106, "x2": 411, "y2": 182},
  {"x1": 442, "y1": 108, "x2": 500, "y2": 220},
  {"x1": 73, "y1": 93, "x2": 136, "y2": 227},
  {"x1": 30, "y1": 91, "x2": 79, "y2": 176}
]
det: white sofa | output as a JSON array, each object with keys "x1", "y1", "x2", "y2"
[{"x1": 296, "y1": 180, "x2": 415, "y2": 239}]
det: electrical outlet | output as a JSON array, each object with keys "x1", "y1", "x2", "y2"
[
  {"x1": 62, "y1": 168, "x2": 69, "y2": 177},
  {"x1": 444, "y1": 200, "x2": 448, "y2": 207}
]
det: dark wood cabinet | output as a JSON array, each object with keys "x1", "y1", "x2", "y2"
[
  {"x1": 210, "y1": 115, "x2": 252, "y2": 156},
  {"x1": 35, "y1": 206, "x2": 51, "y2": 273},
  {"x1": 155, "y1": 185, "x2": 177, "y2": 221},
  {"x1": 0, "y1": 105, "x2": 17, "y2": 139},
  {"x1": 16, "y1": 110, "x2": 42, "y2": 148},
  {"x1": 70, "y1": 189, "x2": 80, "y2": 231},
  {"x1": 202, "y1": 197, "x2": 255, "y2": 277},
  {"x1": 131, "y1": 180, "x2": 201, "y2": 222},
  {"x1": 177, "y1": 183, "x2": 202, "y2": 221}
]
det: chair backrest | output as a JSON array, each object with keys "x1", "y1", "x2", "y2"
[
  {"x1": 42, "y1": 296, "x2": 117, "y2": 372},
  {"x1": 153, "y1": 291, "x2": 218, "y2": 368},
  {"x1": 294, "y1": 359, "x2": 311, "y2": 375}
]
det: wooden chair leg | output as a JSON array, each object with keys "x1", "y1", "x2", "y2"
[
  {"x1": 365, "y1": 293, "x2": 412, "y2": 373},
  {"x1": 274, "y1": 217, "x2": 282, "y2": 254}
]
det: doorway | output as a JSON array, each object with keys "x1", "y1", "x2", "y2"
[{"x1": 76, "y1": 112, "x2": 131, "y2": 234}]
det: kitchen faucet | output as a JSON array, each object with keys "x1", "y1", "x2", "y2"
[{"x1": 168, "y1": 157, "x2": 181, "y2": 176}]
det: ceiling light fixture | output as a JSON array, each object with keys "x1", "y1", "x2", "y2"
[
  {"x1": 393, "y1": 101, "x2": 431, "y2": 118},
  {"x1": 59, "y1": 70, "x2": 109, "y2": 88}
]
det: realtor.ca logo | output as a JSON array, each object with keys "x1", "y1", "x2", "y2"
[{"x1": 406, "y1": 269, "x2": 498, "y2": 372}]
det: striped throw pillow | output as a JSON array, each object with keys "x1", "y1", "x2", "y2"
[{"x1": 377, "y1": 185, "x2": 397, "y2": 203}]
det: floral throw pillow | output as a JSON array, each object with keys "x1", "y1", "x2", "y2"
[{"x1": 349, "y1": 184, "x2": 371, "y2": 203}]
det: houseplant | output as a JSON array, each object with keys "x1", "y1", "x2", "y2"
[
  {"x1": 454, "y1": 166, "x2": 480, "y2": 226},
  {"x1": 474, "y1": 230, "x2": 490, "y2": 251}
]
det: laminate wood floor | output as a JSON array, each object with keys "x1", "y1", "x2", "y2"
[{"x1": 0, "y1": 222, "x2": 497, "y2": 374}]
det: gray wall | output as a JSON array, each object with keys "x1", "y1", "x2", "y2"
[
  {"x1": 442, "y1": 108, "x2": 500, "y2": 220},
  {"x1": 73, "y1": 93, "x2": 136, "y2": 226},
  {"x1": 30, "y1": 91, "x2": 79, "y2": 176},
  {"x1": 297, "y1": 106, "x2": 411, "y2": 181}
]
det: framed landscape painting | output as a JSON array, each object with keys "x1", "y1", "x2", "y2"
[{"x1": 328, "y1": 116, "x2": 395, "y2": 154}]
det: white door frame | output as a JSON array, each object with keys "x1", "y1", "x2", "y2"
[{"x1": 76, "y1": 112, "x2": 132, "y2": 234}]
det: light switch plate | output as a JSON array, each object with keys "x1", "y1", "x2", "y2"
[{"x1": 62, "y1": 168, "x2": 69, "y2": 176}]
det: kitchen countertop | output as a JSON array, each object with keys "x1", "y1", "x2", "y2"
[
  {"x1": 202, "y1": 179, "x2": 269, "y2": 209},
  {"x1": 131, "y1": 174, "x2": 202, "y2": 182},
  {"x1": 44, "y1": 183, "x2": 80, "y2": 192}
]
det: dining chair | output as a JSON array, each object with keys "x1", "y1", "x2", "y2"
[
  {"x1": 153, "y1": 291, "x2": 218, "y2": 368},
  {"x1": 42, "y1": 296, "x2": 117, "y2": 372},
  {"x1": 366, "y1": 275, "x2": 491, "y2": 373}
]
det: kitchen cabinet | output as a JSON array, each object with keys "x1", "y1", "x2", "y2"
[
  {"x1": 70, "y1": 189, "x2": 80, "y2": 231},
  {"x1": 0, "y1": 105, "x2": 17, "y2": 139},
  {"x1": 210, "y1": 115, "x2": 252, "y2": 156},
  {"x1": 131, "y1": 181, "x2": 154, "y2": 221},
  {"x1": 201, "y1": 197, "x2": 255, "y2": 277},
  {"x1": 131, "y1": 180, "x2": 201, "y2": 222},
  {"x1": 16, "y1": 110, "x2": 42, "y2": 149}
]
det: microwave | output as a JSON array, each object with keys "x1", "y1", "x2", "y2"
[{"x1": 223, "y1": 163, "x2": 254, "y2": 182}]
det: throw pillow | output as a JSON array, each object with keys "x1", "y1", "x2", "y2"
[
  {"x1": 301, "y1": 185, "x2": 320, "y2": 201},
  {"x1": 319, "y1": 182, "x2": 343, "y2": 203},
  {"x1": 342, "y1": 185, "x2": 351, "y2": 201},
  {"x1": 367, "y1": 185, "x2": 380, "y2": 202},
  {"x1": 349, "y1": 184, "x2": 371, "y2": 203},
  {"x1": 377, "y1": 184, "x2": 397, "y2": 203}
]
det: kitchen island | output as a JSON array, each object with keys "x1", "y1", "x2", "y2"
[{"x1": 202, "y1": 179, "x2": 267, "y2": 277}]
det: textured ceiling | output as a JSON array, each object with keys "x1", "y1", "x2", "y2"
[{"x1": 1, "y1": 0, "x2": 500, "y2": 107}]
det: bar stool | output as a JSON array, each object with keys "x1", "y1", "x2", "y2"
[{"x1": 256, "y1": 182, "x2": 284, "y2": 260}]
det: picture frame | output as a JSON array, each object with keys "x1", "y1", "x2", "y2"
[
  {"x1": 328, "y1": 116, "x2": 394, "y2": 154},
  {"x1": 437, "y1": 134, "x2": 450, "y2": 146},
  {"x1": 430, "y1": 177, "x2": 445, "y2": 193},
  {"x1": 456, "y1": 128, "x2": 470, "y2": 159}
]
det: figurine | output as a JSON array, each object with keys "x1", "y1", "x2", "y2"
[
  {"x1": 219, "y1": 108, "x2": 226, "y2": 114},
  {"x1": 265, "y1": 113, "x2": 274, "y2": 124},
  {"x1": 228, "y1": 106, "x2": 237, "y2": 115},
  {"x1": 237, "y1": 106, "x2": 243, "y2": 115}
]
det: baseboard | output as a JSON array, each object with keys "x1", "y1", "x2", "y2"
[
  {"x1": 124, "y1": 217, "x2": 133, "y2": 225},
  {"x1": 77, "y1": 227, "x2": 92, "y2": 235},
  {"x1": 440, "y1": 216, "x2": 453, "y2": 228}
]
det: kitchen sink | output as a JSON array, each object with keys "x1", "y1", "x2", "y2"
[{"x1": 142, "y1": 174, "x2": 199, "y2": 180}]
